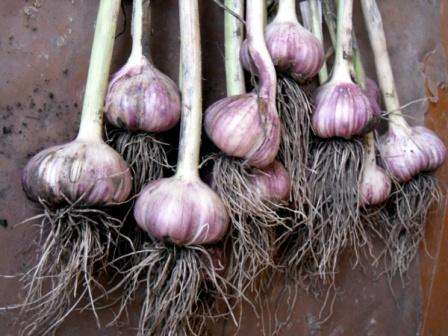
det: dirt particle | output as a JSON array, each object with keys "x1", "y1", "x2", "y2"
[
  {"x1": 48, "y1": 92, "x2": 54, "y2": 100},
  {"x1": 74, "y1": 102, "x2": 78, "y2": 108},
  {"x1": 29, "y1": 99, "x2": 36, "y2": 109},
  {"x1": 33, "y1": 87, "x2": 40, "y2": 94},
  {"x1": 62, "y1": 69, "x2": 69, "y2": 76},
  {"x1": 0, "y1": 219, "x2": 8, "y2": 229},
  {"x1": 16, "y1": 102, "x2": 22, "y2": 109},
  {"x1": 3, "y1": 127, "x2": 12, "y2": 135}
]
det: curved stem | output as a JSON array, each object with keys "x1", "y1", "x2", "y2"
[
  {"x1": 225, "y1": 0, "x2": 246, "y2": 96},
  {"x1": 309, "y1": 0, "x2": 329, "y2": 83},
  {"x1": 361, "y1": 0, "x2": 408, "y2": 129},
  {"x1": 129, "y1": 0, "x2": 144, "y2": 63},
  {"x1": 77, "y1": 0, "x2": 121, "y2": 142},
  {"x1": 276, "y1": 0, "x2": 298, "y2": 22},
  {"x1": 331, "y1": 0, "x2": 353, "y2": 82},
  {"x1": 176, "y1": 0, "x2": 202, "y2": 179},
  {"x1": 247, "y1": 0, "x2": 277, "y2": 101}
]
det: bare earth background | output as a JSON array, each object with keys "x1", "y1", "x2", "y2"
[{"x1": 0, "y1": 1, "x2": 447, "y2": 335}]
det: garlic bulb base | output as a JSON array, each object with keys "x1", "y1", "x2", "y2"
[
  {"x1": 134, "y1": 177, "x2": 229, "y2": 245},
  {"x1": 360, "y1": 163, "x2": 391, "y2": 206},
  {"x1": 22, "y1": 139, "x2": 132, "y2": 206}
]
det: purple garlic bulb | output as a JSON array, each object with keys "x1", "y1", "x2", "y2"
[
  {"x1": 413, "y1": 126, "x2": 446, "y2": 171},
  {"x1": 312, "y1": 81, "x2": 374, "y2": 138},
  {"x1": 360, "y1": 163, "x2": 391, "y2": 206},
  {"x1": 264, "y1": 20, "x2": 324, "y2": 80},
  {"x1": 134, "y1": 177, "x2": 229, "y2": 245},
  {"x1": 251, "y1": 160, "x2": 291, "y2": 202},
  {"x1": 22, "y1": 140, "x2": 132, "y2": 206},
  {"x1": 380, "y1": 124, "x2": 446, "y2": 182},
  {"x1": 105, "y1": 55, "x2": 181, "y2": 133},
  {"x1": 204, "y1": 93, "x2": 281, "y2": 168},
  {"x1": 364, "y1": 78, "x2": 382, "y2": 118}
]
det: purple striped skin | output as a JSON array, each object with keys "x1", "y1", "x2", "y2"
[
  {"x1": 22, "y1": 140, "x2": 132, "y2": 206},
  {"x1": 105, "y1": 56, "x2": 180, "y2": 133},
  {"x1": 204, "y1": 93, "x2": 281, "y2": 168},
  {"x1": 413, "y1": 126, "x2": 446, "y2": 171},
  {"x1": 312, "y1": 82, "x2": 373, "y2": 139},
  {"x1": 360, "y1": 164, "x2": 391, "y2": 206},
  {"x1": 134, "y1": 177, "x2": 229, "y2": 245},
  {"x1": 380, "y1": 125, "x2": 446, "y2": 182},
  {"x1": 251, "y1": 160, "x2": 291, "y2": 202},
  {"x1": 265, "y1": 21, "x2": 324, "y2": 81}
]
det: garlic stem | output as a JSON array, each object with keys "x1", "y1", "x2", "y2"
[
  {"x1": 129, "y1": 0, "x2": 144, "y2": 64},
  {"x1": 364, "y1": 132, "x2": 376, "y2": 164},
  {"x1": 225, "y1": 0, "x2": 246, "y2": 96},
  {"x1": 321, "y1": 0, "x2": 337, "y2": 47},
  {"x1": 352, "y1": 44, "x2": 366, "y2": 89},
  {"x1": 331, "y1": 0, "x2": 353, "y2": 82},
  {"x1": 361, "y1": 0, "x2": 409, "y2": 129},
  {"x1": 77, "y1": 0, "x2": 121, "y2": 142},
  {"x1": 247, "y1": 0, "x2": 277, "y2": 101},
  {"x1": 176, "y1": 0, "x2": 202, "y2": 179},
  {"x1": 276, "y1": 0, "x2": 298, "y2": 23},
  {"x1": 309, "y1": 0, "x2": 329, "y2": 83}
]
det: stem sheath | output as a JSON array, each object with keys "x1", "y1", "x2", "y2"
[
  {"x1": 276, "y1": 0, "x2": 298, "y2": 22},
  {"x1": 176, "y1": 0, "x2": 202, "y2": 178},
  {"x1": 331, "y1": 0, "x2": 353, "y2": 82},
  {"x1": 224, "y1": 0, "x2": 245, "y2": 96},
  {"x1": 309, "y1": 0, "x2": 328, "y2": 83},
  {"x1": 129, "y1": 0, "x2": 144, "y2": 63},
  {"x1": 247, "y1": 0, "x2": 277, "y2": 101},
  {"x1": 361, "y1": 0, "x2": 408, "y2": 128},
  {"x1": 77, "y1": 0, "x2": 121, "y2": 141}
]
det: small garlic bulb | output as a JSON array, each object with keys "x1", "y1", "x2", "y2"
[
  {"x1": 413, "y1": 126, "x2": 447, "y2": 171},
  {"x1": 360, "y1": 163, "x2": 391, "y2": 206},
  {"x1": 134, "y1": 177, "x2": 229, "y2": 245},
  {"x1": 22, "y1": 140, "x2": 132, "y2": 206},
  {"x1": 251, "y1": 160, "x2": 291, "y2": 202},
  {"x1": 204, "y1": 93, "x2": 281, "y2": 168},
  {"x1": 312, "y1": 81, "x2": 374, "y2": 138},
  {"x1": 105, "y1": 55, "x2": 181, "y2": 133},
  {"x1": 265, "y1": 21, "x2": 324, "y2": 81}
]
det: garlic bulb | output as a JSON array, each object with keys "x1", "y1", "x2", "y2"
[
  {"x1": 264, "y1": 0, "x2": 324, "y2": 80},
  {"x1": 413, "y1": 126, "x2": 447, "y2": 171},
  {"x1": 204, "y1": 93, "x2": 281, "y2": 168},
  {"x1": 134, "y1": 177, "x2": 229, "y2": 245},
  {"x1": 380, "y1": 124, "x2": 446, "y2": 182},
  {"x1": 312, "y1": 82, "x2": 374, "y2": 138},
  {"x1": 360, "y1": 162, "x2": 391, "y2": 206},
  {"x1": 251, "y1": 160, "x2": 291, "y2": 202},
  {"x1": 22, "y1": 139, "x2": 132, "y2": 206},
  {"x1": 105, "y1": 55, "x2": 181, "y2": 133},
  {"x1": 364, "y1": 78, "x2": 382, "y2": 118}
]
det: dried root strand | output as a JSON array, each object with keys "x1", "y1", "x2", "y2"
[
  {"x1": 19, "y1": 201, "x2": 123, "y2": 336},
  {"x1": 210, "y1": 155, "x2": 289, "y2": 295},
  {"x1": 370, "y1": 173, "x2": 442, "y2": 280},
  {"x1": 304, "y1": 137, "x2": 366, "y2": 280},
  {"x1": 276, "y1": 75, "x2": 312, "y2": 225},
  {"x1": 106, "y1": 243, "x2": 234, "y2": 336},
  {"x1": 106, "y1": 127, "x2": 171, "y2": 193}
]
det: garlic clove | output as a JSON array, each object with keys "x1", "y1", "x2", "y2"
[
  {"x1": 413, "y1": 126, "x2": 447, "y2": 171},
  {"x1": 22, "y1": 140, "x2": 132, "y2": 206},
  {"x1": 134, "y1": 177, "x2": 229, "y2": 245},
  {"x1": 360, "y1": 163, "x2": 391, "y2": 206},
  {"x1": 204, "y1": 93, "x2": 280, "y2": 168},
  {"x1": 312, "y1": 81, "x2": 373, "y2": 138},
  {"x1": 379, "y1": 126, "x2": 428, "y2": 182},
  {"x1": 251, "y1": 160, "x2": 291, "y2": 202},
  {"x1": 265, "y1": 21, "x2": 324, "y2": 81},
  {"x1": 105, "y1": 55, "x2": 181, "y2": 133}
]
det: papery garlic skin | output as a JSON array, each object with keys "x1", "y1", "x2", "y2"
[
  {"x1": 360, "y1": 163, "x2": 391, "y2": 206},
  {"x1": 413, "y1": 126, "x2": 447, "y2": 171},
  {"x1": 265, "y1": 21, "x2": 324, "y2": 81},
  {"x1": 204, "y1": 93, "x2": 281, "y2": 168},
  {"x1": 251, "y1": 160, "x2": 291, "y2": 202},
  {"x1": 364, "y1": 78, "x2": 382, "y2": 118},
  {"x1": 379, "y1": 126, "x2": 427, "y2": 182},
  {"x1": 312, "y1": 82, "x2": 374, "y2": 138},
  {"x1": 134, "y1": 177, "x2": 229, "y2": 245},
  {"x1": 22, "y1": 140, "x2": 132, "y2": 206},
  {"x1": 105, "y1": 55, "x2": 181, "y2": 133}
]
